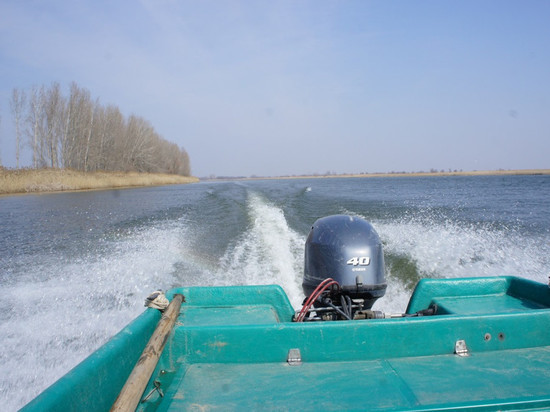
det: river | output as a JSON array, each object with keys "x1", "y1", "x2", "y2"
[{"x1": 1, "y1": 175, "x2": 549, "y2": 410}]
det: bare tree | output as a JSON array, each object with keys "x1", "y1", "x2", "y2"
[
  {"x1": 82, "y1": 99, "x2": 99, "y2": 172},
  {"x1": 123, "y1": 115, "x2": 158, "y2": 172},
  {"x1": 14, "y1": 81, "x2": 191, "y2": 175},
  {"x1": 63, "y1": 83, "x2": 93, "y2": 170},
  {"x1": 26, "y1": 85, "x2": 46, "y2": 168},
  {"x1": 179, "y1": 146, "x2": 191, "y2": 176},
  {"x1": 10, "y1": 88, "x2": 26, "y2": 168},
  {"x1": 101, "y1": 105, "x2": 125, "y2": 171},
  {"x1": 42, "y1": 82, "x2": 65, "y2": 168}
]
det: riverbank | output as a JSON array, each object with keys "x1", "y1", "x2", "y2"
[
  {"x1": 246, "y1": 169, "x2": 550, "y2": 181},
  {"x1": 323, "y1": 168, "x2": 550, "y2": 179},
  {"x1": 0, "y1": 168, "x2": 199, "y2": 195}
]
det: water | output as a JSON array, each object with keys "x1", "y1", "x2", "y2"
[{"x1": 1, "y1": 175, "x2": 549, "y2": 410}]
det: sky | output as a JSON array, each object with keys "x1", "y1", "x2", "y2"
[{"x1": 0, "y1": 0, "x2": 549, "y2": 177}]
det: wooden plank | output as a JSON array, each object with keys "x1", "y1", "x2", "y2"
[{"x1": 110, "y1": 293, "x2": 184, "y2": 412}]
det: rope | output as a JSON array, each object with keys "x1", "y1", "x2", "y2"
[{"x1": 144, "y1": 291, "x2": 170, "y2": 311}]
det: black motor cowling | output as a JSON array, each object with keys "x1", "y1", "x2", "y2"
[{"x1": 303, "y1": 215, "x2": 386, "y2": 309}]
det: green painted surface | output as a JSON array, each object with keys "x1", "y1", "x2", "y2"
[
  {"x1": 140, "y1": 346, "x2": 550, "y2": 411},
  {"x1": 21, "y1": 278, "x2": 550, "y2": 411},
  {"x1": 406, "y1": 276, "x2": 550, "y2": 314},
  {"x1": 182, "y1": 305, "x2": 281, "y2": 326}
]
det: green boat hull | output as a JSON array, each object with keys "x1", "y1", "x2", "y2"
[{"x1": 22, "y1": 276, "x2": 550, "y2": 411}]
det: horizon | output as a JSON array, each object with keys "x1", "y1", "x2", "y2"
[{"x1": 199, "y1": 167, "x2": 550, "y2": 180}]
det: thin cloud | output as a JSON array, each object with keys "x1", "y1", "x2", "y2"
[{"x1": 1, "y1": 1, "x2": 549, "y2": 176}]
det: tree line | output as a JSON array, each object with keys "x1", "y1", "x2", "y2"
[{"x1": 7, "y1": 82, "x2": 190, "y2": 175}]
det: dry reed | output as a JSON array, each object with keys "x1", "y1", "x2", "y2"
[{"x1": 0, "y1": 168, "x2": 199, "y2": 195}]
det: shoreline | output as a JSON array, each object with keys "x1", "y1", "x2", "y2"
[
  {"x1": 2, "y1": 168, "x2": 548, "y2": 195},
  {"x1": 296, "y1": 168, "x2": 550, "y2": 179},
  {"x1": 206, "y1": 168, "x2": 550, "y2": 181},
  {"x1": 0, "y1": 168, "x2": 199, "y2": 196}
]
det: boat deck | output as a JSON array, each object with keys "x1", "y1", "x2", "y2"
[
  {"x1": 21, "y1": 276, "x2": 550, "y2": 411},
  {"x1": 138, "y1": 277, "x2": 550, "y2": 411},
  {"x1": 158, "y1": 346, "x2": 550, "y2": 411}
]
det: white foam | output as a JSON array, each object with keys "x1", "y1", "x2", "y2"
[
  {"x1": 0, "y1": 221, "x2": 186, "y2": 411},
  {"x1": 218, "y1": 192, "x2": 305, "y2": 308},
  {"x1": 375, "y1": 216, "x2": 550, "y2": 283},
  {"x1": 335, "y1": 210, "x2": 550, "y2": 313}
]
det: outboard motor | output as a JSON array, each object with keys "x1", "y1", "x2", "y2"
[{"x1": 302, "y1": 215, "x2": 387, "y2": 315}]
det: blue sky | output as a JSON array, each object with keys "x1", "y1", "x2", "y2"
[{"x1": 1, "y1": 0, "x2": 549, "y2": 177}]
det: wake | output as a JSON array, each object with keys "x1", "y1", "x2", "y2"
[{"x1": 217, "y1": 191, "x2": 305, "y2": 308}]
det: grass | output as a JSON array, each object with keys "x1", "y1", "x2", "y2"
[{"x1": 0, "y1": 168, "x2": 199, "y2": 195}]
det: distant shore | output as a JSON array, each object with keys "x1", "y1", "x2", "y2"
[
  {"x1": 310, "y1": 169, "x2": 550, "y2": 178},
  {"x1": 0, "y1": 168, "x2": 199, "y2": 196},
  {"x1": 3, "y1": 168, "x2": 547, "y2": 195},
  {"x1": 240, "y1": 169, "x2": 550, "y2": 181}
]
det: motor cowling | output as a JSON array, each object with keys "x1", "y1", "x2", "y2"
[{"x1": 303, "y1": 215, "x2": 386, "y2": 309}]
